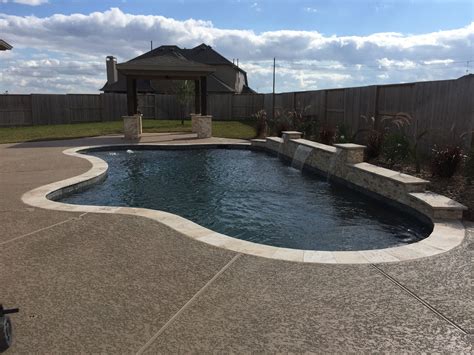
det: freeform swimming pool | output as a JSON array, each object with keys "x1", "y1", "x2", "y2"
[{"x1": 61, "y1": 148, "x2": 431, "y2": 251}]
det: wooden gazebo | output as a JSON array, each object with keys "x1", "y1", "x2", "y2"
[{"x1": 117, "y1": 52, "x2": 215, "y2": 117}]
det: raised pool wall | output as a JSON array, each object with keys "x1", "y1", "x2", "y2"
[{"x1": 251, "y1": 132, "x2": 467, "y2": 223}]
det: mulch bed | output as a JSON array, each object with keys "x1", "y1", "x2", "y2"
[{"x1": 369, "y1": 158, "x2": 473, "y2": 221}]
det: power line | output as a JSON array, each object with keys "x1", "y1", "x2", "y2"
[{"x1": 273, "y1": 60, "x2": 472, "y2": 72}]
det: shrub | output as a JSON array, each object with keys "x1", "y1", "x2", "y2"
[
  {"x1": 266, "y1": 109, "x2": 291, "y2": 136},
  {"x1": 383, "y1": 133, "x2": 411, "y2": 167},
  {"x1": 365, "y1": 130, "x2": 384, "y2": 159},
  {"x1": 335, "y1": 125, "x2": 350, "y2": 143},
  {"x1": 319, "y1": 126, "x2": 337, "y2": 145},
  {"x1": 252, "y1": 109, "x2": 267, "y2": 138},
  {"x1": 359, "y1": 111, "x2": 414, "y2": 161},
  {"x1": 275, "y1": 113, "x2": 292, "y2": 136},
  {"x1": 430, "y1": 145, "x2": 464, "y2": 178},
  {"x1": 289, "y1": 107, "x2": 317, "y2": 139},
  {"x1": 299, "y1": 115, "x2": 319, "y2": 140}
]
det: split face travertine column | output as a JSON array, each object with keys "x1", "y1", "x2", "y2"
[
  {"x1": 191, "y1": 114, "x2": 212, "y2": 139},
  {"x1": 123, "y1": 114, "x2": 142, "y2": 140}
]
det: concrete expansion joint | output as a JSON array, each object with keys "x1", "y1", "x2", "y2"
[
  {"x1": 0, "y1": 215, "x2": 82, "y2": 246},
  {"x1": 370, "y1": 264, "x2": 469, "y2": 335},
  {"x1": 135, "y1": 253, "x2": 242, "y2": 354}
]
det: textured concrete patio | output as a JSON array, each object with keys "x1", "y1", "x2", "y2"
[{"x1": 0, "y1": 133, "x2": 472, "y2": 353}]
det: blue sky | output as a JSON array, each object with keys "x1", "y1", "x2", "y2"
[
  {"x1": 0, "y1": 0, "x2": 472, "y2": 93},
  {"x1": 2, "y1": 0, "x2": 472, "y2": 35}
]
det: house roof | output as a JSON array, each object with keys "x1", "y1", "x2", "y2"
[
  {"x1": 0, "y1": 39, "x2": 12, "y2": 51},
  {"x1": 135, "y1": 44, "x2": 232, "y2": 65},
  {"x1": 185, "y1": 44, "x2": 234, "y2": 66},
  {"x1": 134, "y1": 43, "x2": 246, "y2": 74},
  {"x1": 207, "y1": 74, "x2": 235, "y2": 92},
  {"x1": 241, "y1": 85, "x2": 256, "y2": 94}
]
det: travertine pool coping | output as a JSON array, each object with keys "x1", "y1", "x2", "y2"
[{"x1": 21, "y1": 143, "x2": 466, "y2": 264}]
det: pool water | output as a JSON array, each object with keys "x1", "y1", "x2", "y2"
[{"x1": 62, "y1": 148, "x2": 431, "y2": 251}]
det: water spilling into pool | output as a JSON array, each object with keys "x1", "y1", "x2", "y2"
[
  {"x1": 61, "y1": 148, "x2": 431, "y2": 251},
  {"x1": 291, "y1": 145, "x2": 312, "y2": 170}
]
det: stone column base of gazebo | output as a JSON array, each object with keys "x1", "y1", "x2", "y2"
[
  {"x1": 191, "y1": 114, "x2": 212, "y2": 139},
  {"x1": 123, "y1": 114, "x2": 142, "y2": 140}
]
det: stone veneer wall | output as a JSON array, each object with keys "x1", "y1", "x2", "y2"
[{"x1": 251, "y1": 132, "x2": 467, "y2": 221}]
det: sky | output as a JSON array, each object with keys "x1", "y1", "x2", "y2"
[{"x1": 0, "y1": 0, "x2": 473, "y2": 94}]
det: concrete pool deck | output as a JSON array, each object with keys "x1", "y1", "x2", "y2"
[{"x1": 0, "y1": 133, "x2": 472, "y2": 353}]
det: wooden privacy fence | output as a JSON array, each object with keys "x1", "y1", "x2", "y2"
[
  {"x1": 0, "y1": 93, "x2": 262, "y2": 125},
  {"x1": 264, "y1": 74, "x2": 473, "y2": 150},
  {"x1": 0, "y1": 93, "x2": 127, "y2": 126},
  {"x1": 0, "y1": 75, "x2": 472, "y2": 149}
]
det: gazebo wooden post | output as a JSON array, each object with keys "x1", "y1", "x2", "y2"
[
  {"x1": 194, "y1": 79, "x2": 201, "y2": 114},
  {"x1": 126, "y1": 77, "x2": 138, "y2": 115},
  {"x1": 123, "y1": 76, "x2": 141, "y2": 140},
  {"x1": 200, "y1": 76, "x2": 207, "y2": 115}
]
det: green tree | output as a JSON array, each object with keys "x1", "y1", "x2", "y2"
[{"x1": 176, "y1": 80, "x2": 195, "y2": 125}]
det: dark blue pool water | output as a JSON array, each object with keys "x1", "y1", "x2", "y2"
[{"x1": 62, "y1": 148, "x2": 431, "y2": 251}]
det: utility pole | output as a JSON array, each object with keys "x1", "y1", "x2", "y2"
[
  {"x1": 272, "y1": 57, "x2": 276, "y2": 121},
  {"x1": 150, "y1": 41, "x2": 153, "y2": 51}
]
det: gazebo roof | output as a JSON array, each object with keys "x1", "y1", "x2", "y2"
[
  {"x1": 117, "y1": 51, "x2": 215, "y2": 79},
  {"x1": 0, "y1": 39, "x2": 12, "y2": 51}
]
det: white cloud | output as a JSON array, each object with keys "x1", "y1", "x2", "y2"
[
  {"x1": 423, "y1": 59, "x2": 455, "y2": 65},
  {"x1": 1, "y1": 0, "x2": 49, "y2": 5},
  {"x1": 377, "y1": 58, "x2": 417, "y2": 69},
  {"x1": 304, "y1": 7, "x2": 318, "y2": 13},
  {"x1": 0, "y1": 8, "x2": 472, "y2": 93},
  {"x1": 250, "y1": 2, "x2": 261, "y2": 12}
]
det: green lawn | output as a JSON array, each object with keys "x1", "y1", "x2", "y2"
[{"x1": 0, "y1": 119, "x2": 257, "y2": 144}]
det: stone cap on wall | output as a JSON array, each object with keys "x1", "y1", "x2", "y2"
[
  {"x1": 291, "y1": 138, "x2": 337, "y2": 153},
  {"x1": 354, "y1": 162, "x2": 429, "y2": 185},
  {"x1": 333, "y1": 143, "x2": 366, "y2": 150},
  {"x1": 411, "y1": 192, "x2": 468, "y2": 210},
  {"x1": 267, "y1": 137, "x2": 284, "y2": 144},
  {"x1": 282, "y1": 131, "x2": 303, "y2": 143}
]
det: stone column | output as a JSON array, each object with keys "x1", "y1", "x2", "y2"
[
  {"x1": 281, "y1": 131, "x2": 303, "y2": 143},
  {"x1": 123, "y1": 114, "x2": 142, "y2": 140},
  {"x1": 333, "y1": 143, "x2": 366, "y2": 164},
  {"x1": 191, "y1": 114, "x2": 212, "y2": 139}
]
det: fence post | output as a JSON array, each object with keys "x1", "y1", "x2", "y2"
[
  {"x1": 323, "y1": 90, "x2": 328, "y2": 125},
  {"x1": 373, "y1": 85, "x2": 379, "y2": 130}
]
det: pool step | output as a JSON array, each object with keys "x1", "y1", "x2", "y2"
[{"x1": 410, "y1": 192, "x2": 467, "y2": 220}]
